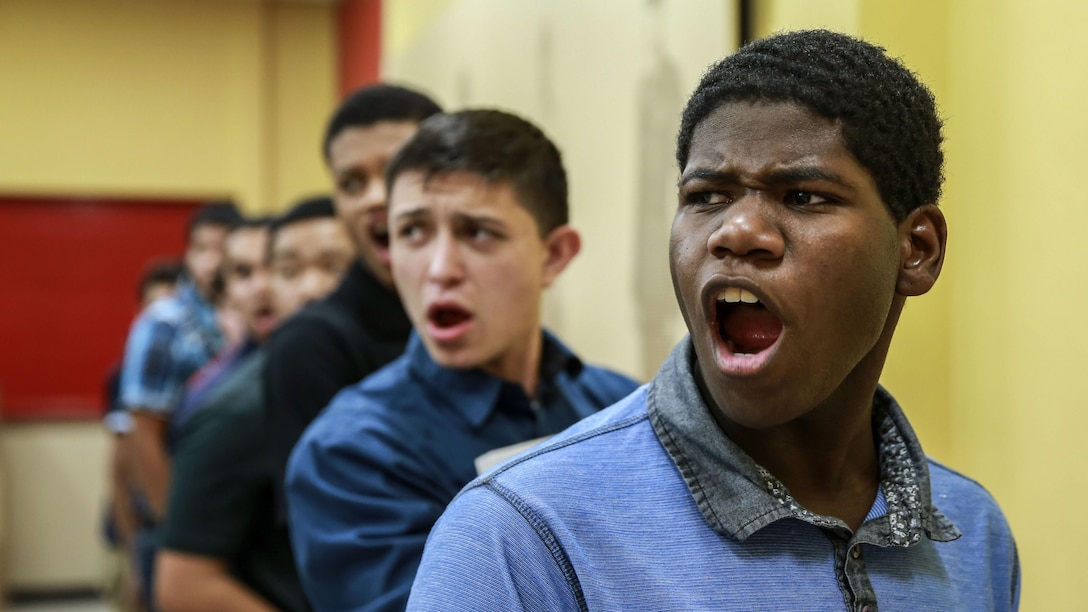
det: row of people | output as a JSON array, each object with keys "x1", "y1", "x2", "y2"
[
  {"x1": 113, "y1": 30, "x2": 1018, "y2": 612},
  {"x1": 110, "y1": 197, "x2": 355, "y2": 610}
]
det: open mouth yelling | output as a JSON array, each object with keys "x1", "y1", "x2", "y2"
[
  {"x1": 368, "y1": 219, "x2": 392, "y2": 266},
  {"x1": 425, "y1": 302, "x2": 474, "y2": 344},
  {"x1": 711, "y1": 286, "x2": 784, "y2": 375},
  {"x1": 253, "y1": 304, "x2": 279, "y2": 334}
]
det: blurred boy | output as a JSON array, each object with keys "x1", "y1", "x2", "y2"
[
  {"x1": 119, "y1": 201, "x2": 241, "y2": 605},
  {"x1": 169, "y1": 217, "x2": 275, "y2": 438},
  {"x1": 264, "y1": 87, "x2": 442, "y2": 520},
  {"x1": 156, "y1": 197, "x2": 349, "y2": 612},
  {"x1": 104, "y1": 259, "x2": 183, "y2": 612}
]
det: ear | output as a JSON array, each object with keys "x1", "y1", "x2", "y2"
[
  {"x1": 896, "y1": 204, "x2": 947, "y2": 297},
  {"x1": 541, "y1": 225, "x2": 581, "y2": 288}
]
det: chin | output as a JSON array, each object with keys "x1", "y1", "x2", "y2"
[{"x1": 431, "y1": 351, "x2": 481, "y2": 372}]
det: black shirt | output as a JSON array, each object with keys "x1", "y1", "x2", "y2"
[
  {"x1": 264, "y1": 261, "x2": 411, "y2": 521},
  {"x1": 161, "y1": 352, "x2": 310, "y2": 612}
]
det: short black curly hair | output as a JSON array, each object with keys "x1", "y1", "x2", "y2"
[{"x1": 676, "y1": 30, "x2": 943, "y2": 220}]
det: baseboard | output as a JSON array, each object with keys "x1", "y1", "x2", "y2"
[{"x1": 6, "y1": 586, "x2": 102, "y2": 603}]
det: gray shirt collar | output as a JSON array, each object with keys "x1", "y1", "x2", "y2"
[{"x1": 648, "y1": 339, "x2": 961, "y2": 546}]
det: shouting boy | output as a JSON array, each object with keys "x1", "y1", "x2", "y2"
[{"x1": 409, "y1": 30, "x2": 1020, "y2": 611}]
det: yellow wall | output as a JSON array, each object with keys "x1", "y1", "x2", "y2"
[
  {"x1": 0, "y1": 0, "x2": 338, "y2": 589},
  {"x1": 383, "y1": 0, "x2": 737, "y2": 381},
  {"x1": 0, "y1": 0, "x2": 337, "y2": 212},
  {"x1": 750, "y1": 0, "x2": 954, "y2": 463},
  {"x1": 757, "y1": 0, "x2": 1088, "y2": 608}
]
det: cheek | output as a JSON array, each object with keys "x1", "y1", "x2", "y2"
[
  {"x1": 669, "y1": 224, "x2": 704, "y2": 307},
  {"x1": 807, "y1": 233, "x2": 899, "y2": 335},
  {"x1": 390, "y1": 251, "x2": 424, "y2": 288}
]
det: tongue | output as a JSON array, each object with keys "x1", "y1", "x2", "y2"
[{"x1": 721, "y1": 304, "x2": 782, "y2": 353}]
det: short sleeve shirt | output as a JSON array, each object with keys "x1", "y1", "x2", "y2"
[
  {"x1": 120, "y1": 279, "x2": 222, "y2": 415},
  {"x1": 161, "y1": 351, "x2": 310, "y2": 612}
]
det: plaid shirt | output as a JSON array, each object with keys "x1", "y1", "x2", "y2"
[{"x1": 120, "y1": 278, "x2": 223, "y2": 416}]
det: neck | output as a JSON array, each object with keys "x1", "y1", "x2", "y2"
[
  {"x1": 712, "y1": 299, "x2": 904, "y2": 531},
  {"x1": 482, "y1": 327, "x2": 544, "y2": 399},
  {"x1": 728, "y1": 396, "x2": 880, "y2": 531}
]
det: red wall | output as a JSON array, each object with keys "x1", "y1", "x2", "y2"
[
  {"x1": 338, "y1": 0, "x2": 383, "y2": 96},
  {"x1": 0, "y1": 196, "x2": 201, "y2": 422}
]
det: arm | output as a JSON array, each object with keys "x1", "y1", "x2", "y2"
[
  {"x1": 107, "y1": 433, "x2": 140, "y2": 550},
  {"x1": 157, "y1": 552, "x2": 276, "y2": 612},
  {"x1": 117, "y1": 315, "x2": 185, "y2": 520},
  {"x1": 264, "y1": 316, "x2": 359, "y2": 518},
  {"x1": 130, "y1": 412, "x2": 170, "y2": 519},
  {"x1": 407, "y1": 486, "x2": 580, "y2": 611},
  {"x1": 158, "y1": 385, "x2": 276, "y2": 612},
  {"x1": 285, "y1": 415, "x2": 441, "y2": 612}
]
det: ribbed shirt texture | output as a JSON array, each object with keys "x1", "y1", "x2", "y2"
[{"x1": 408, "y1": 340, "x2": 1020, "y2": 611}]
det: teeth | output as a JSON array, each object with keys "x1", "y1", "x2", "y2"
[{"x1": 716, "y1": 287, "x2": 760, "y2": 304}]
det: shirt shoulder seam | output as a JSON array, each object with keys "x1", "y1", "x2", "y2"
[{"x1": 480, "y1": 480, "x2": 589, "y2": 612}]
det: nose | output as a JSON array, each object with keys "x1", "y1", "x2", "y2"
[
  {"x1": 360, "y1": 175, "x2": 387, "y2": 209},
  {"x1": 706, "y1": 195, "x2": 785, "y2": 261},
  {"x1": 252, "y1": 268, "x2": 272, "y2": 299},
  {"x1": 426, "y1": 233, "x2": 465, "y2": 287}
]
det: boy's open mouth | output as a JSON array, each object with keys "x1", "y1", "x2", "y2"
[
  {"x1": 715, "y1": 287, "x2": 783, "y2": 356},
  {"x1": 369, "y1": 221, "x2": 390, "y2": 249},
  {"x1": 428, "y1": 304, "x2": 473, "y2": 329}
]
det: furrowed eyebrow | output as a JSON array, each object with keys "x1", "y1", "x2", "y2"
[
  {"x1": 679, "y1": 166, "x2": 853, "y2": 190},
  {"x1": 765, "y1": 166, "x2": 853, "y2": 188},
  {"x1": 392, "y1": 208, "x2": 430, "y2": 223},
  {"x1": 453, "y1": 211, "x2": 507, "y2": 228},
  {"x1": 678, "y1": 168, "x2": 735, "y2": 187}
]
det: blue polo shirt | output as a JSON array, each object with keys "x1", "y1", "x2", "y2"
[
  {"x1": 286, "y1": 331, "x2": 639, "y2": 612},
  {"x1": 409, "y1": 341, "x2": 1020, "y2": 611}
]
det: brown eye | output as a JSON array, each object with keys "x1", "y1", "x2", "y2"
[
  {"x1": 339, "y1": 175, "x2": 367, "y2": 195},
  {"x1": 685, "y1": 191, "x2": 729, "y2": 206},
  {"x1": 784, "y1": 191, "x2": 830, "y2": 206}
]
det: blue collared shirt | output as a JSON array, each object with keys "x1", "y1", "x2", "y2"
[
  {"x1": 409, "y1": 340, "x2": 1020, "y2": 611},
  {"x1": 286, "y1": 331, "x2": 639, "y2": 612},
  {"x1": 120, "y1": 278, "x2": 223, "y2": 415}
]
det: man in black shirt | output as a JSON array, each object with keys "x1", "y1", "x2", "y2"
[
  {"x1": 157, "y1": 199, "x2": 353, "y2": 612},
  {"x1": 264, "y1": 85, "x2": 442, "y2": 520}
]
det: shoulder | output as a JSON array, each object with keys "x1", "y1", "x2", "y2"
[
  {"x1": 142, "y1": 294, "x2": 190, "y2": 325},
  {"x1": 198, "y1": 358, "x2": 264, "y2": 418},
  {"x1": 263, "y1": 305, "x2": 359, "y2": 380},
  {"x1": 269, "y1": 302, "x2": 351, "y2": 348},
  {"x1": 126, "y1": 299, "x2": 184, "y2": 346},
  {"x1": 926, "y1": 458, "x2": 1017, "y2": 561},
  {"x1": 182, "y1": 382, "x2": 263, "y2": 446},
  {"x1": 573, "y1": 364, "x2": 641, "y2": 397},
  {"x1": 291, "y1": 356, "x2": 418, "y2": 453},
  {"x1": 927, "y1": 459, "x2": 1011, "y2": 523},
  {"x1": 472, "y1": 387, "x2": 654, "y2": 494},
  {"x1": 265, "y1": 299, "x2": 371, "y2": 368}
]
